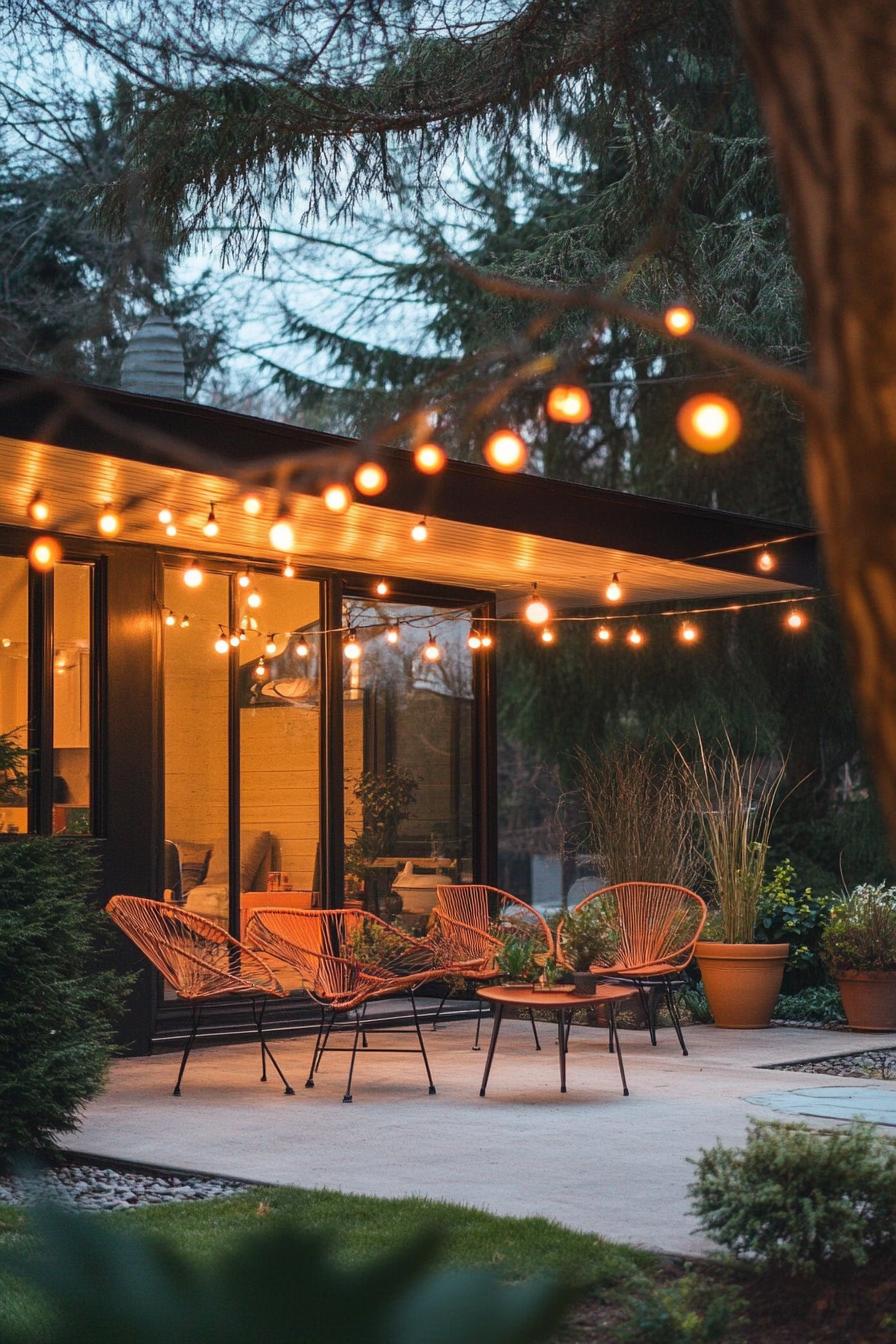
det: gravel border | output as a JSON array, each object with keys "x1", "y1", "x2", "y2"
[
  {"x1": 770, "y1": 1047, "x2": 896, "y2": 1081},
  {"x1": 0, "y1": 1159, "x2": 249, "y2": 1212}
]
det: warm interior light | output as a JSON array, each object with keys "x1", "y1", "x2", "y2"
[
  {"x1": 546, "y1": 385, "x2": 591, "y2": 424},
  {"x1": 343, "y1": 633, "x2": 362, "y2": 661},
  {"x1": 385, "y1": 625, "x2": 399, "y2": 645},
  {"x1": 524, "y1": 584, "x2": 551, "y2": 626},
  {"x1": 354, "y1": 462, "x2": 388, "y2": 496},
  {"x1": 676, "y1": 393, "x2": 742, "y2": 453},
  {"x1": 247, "y1": 587, "x2": 262, "y2": 609},
  {"x1": 413, "y1": 442, "x2": 446, "y2": 475},
  {"x1": 179, "y1": 615, "x2": 190, "y2": 629},
  {"x1": 411, "y1": 518, "x2": 428, "y2": 543},
  {"x1": 757, "y1": 549, "x2": 775, "y2": 573},
  {"x1": 157, "y1": 506, "x2": 173, "y2": 526},
  {"x1": 626, "y1": 627, "x2": 645, "y2": 647},
  {"x1": 322, "y1": 483, "x2": 351, "y2": 513},
  {"x1": 375, "y1": 579, "x2": 389, "y2": 596},
  {"x1": 269, "y1": 514, "x2": 295, "y2": 551},
  {"x1": 540, "y1": 628, "x2": 555, "y2": 644},
  {"x1": 595, "y1": 625, "x2": 612, "y2": 643},
  {"x1": 423, "y1": 634, "x2": 442, "y2": 662},
  {"x1": 786, "y1": 608, "x2": 807, "y2": 630},
  {"x1": 605, "y1": 573, "x2": 622, "y2": 602},
  {"x1": 98, "y1": 503, "x2": 121, "y2": 537},
  {"x1": 242, "y1": 494, "x2": 263, "y2": 516},
  {"x1": 183, "y1": 560, "x2": 203, "y2": 588},
  {"x1": 28, "y1": 536, "x2": 61, "y2": 571},
  {"x1": 468, "y1": 631, "x2": 482, "y2": 650},
  {"x1": 294, "y1": 637, "x2": 310, "y2": 658},
  {"x1": 483, "y1": 429, "x2": 528, "y2": 473},
  {"x1": 163, "y1": 609, "x2": 176, "y2": 627},
  {"x1": 480, "y1": 632, "x2": 494, "y2": 649},
  {"x1": 203, "y1": 503, "x2": 219, "y2": 538},
  {"x1": 28, "y1": 493, "x2": 50, "y2": 523},
  {"x1": 679, "y1": 621, "x2": 699, "y2": 644},
  {"x1": 282, "y1": 559, "x2": 296, "y2": 578},
  {"x1": 663, "y1": 305, "x2": 696, "y2": 337}
]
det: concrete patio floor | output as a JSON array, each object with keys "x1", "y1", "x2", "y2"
[{"x1": 72, "y1": 1019, "x2": 896, "y2": 1256}]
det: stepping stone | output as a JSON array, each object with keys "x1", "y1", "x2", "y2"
[{"x1": 748, "y1": 1085, "x2": 896, "y2": 1126}]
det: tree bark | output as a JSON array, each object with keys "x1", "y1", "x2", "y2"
[{"x1": 733, "y1": 0, "x2": 896, "y2": 846}]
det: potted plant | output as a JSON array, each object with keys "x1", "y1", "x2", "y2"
[
  {"x1": 494, "y1": 933, "x2": 538, "y2": 986},
  {"x1": 821, "y1": 884, "x2": 896, "y2": 1030},
  {"x1": 558, "y1": 903, "x2": 619, "y2": 993},
  {"x1": 681, "y1": 735, "x2": 790, "y2": 1028},
  {"x1": 344, "y1": 765, "x2": 418, "y2": 911}
]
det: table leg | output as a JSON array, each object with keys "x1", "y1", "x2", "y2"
[
  {"x1": 479, "y1": 1002, "x2": 504, "y2": 1096},
  {"x1": 557, "y1": 1009, "x2": 567, "y2": 1093},
  {"x1": 609, "y1": 1004, "x2": 630, "y2": 1097}
]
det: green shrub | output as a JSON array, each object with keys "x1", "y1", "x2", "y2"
[
  {"x1": 754, "y1": 860, "x2": 837, "y2": 990},
  {"x1": 676, "y1": 986, "x2": 713, "y2": 1025},
  {"x1": 772, "y1": 983, "x2": 844, "y2": 1023},
  {"x1": 618, "y1": 1273, "x2": 741, "y2": 1343},
  {"x1": 690, "y1": 1121, "x2": 896, "y2": 1274},
  {"x1": 821, "y1": 884, "x2": 896, "y2": 974},
  {"x1": 0, "y1": 837, "x2": 131, "y2": 1155}
]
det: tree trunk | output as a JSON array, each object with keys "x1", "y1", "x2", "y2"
[{"x1": 733, "y1": 0, "x2": 896, "y2": 847}]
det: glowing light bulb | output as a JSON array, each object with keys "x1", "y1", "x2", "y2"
[
  {"x1": 411, "y1": 518, "x2": 428, "y2": 543},
  {"x1": 265, "y1": 636, "x2": 277, "y2": 656},
  {"x1": 28, "y1": 493, "x2": 50, "y2": 523},
  {"x1": 183, "y1": 560, "x2": 203, "y2": 588},
  {"x1": 269, "y1": 514, "x2": 295, "y2": 551},
  {"x1": 546, "y1": 385, "x2": 591, "y2": 424},
  {"x1": 524, "y1": 584, "x2": 551, "y2": 626},
  {"x1": 215, "y1": 633, "x2": 229, "y2": 654},
  {"x1": 247, "y1": 587, "x2": 262, "y2": 609},
  {"x1": 663, "y1": 305, "x2": 696, "y2": 337},
  {"x1": 1, "y1": 639, "x2": 10, "y2": 648},
  {"x1": 414, "y1": 442, "x2": 446, "y2": 475},
  {"x1": 468, "y1": 631, "x2": 482, "y2": 650},
  {"x1": 28, "y1": 535, "x2": 61, "y2": 571},
  {"x1": 294, "y1": 637, "x2": 310, "y2": 658},
  {"x1": 786, "y1": 608, "x2": 807, "y2": 630},
  {"x1": 605, "y1": 573, "x2": 622, "y2": 602},
  {"x1": 158, "y1": 507, "x2": 173, "y2": 526},
  {"x1": 375, "y1": 579, "x2": 389, "y2": 596},
  {"x1": 282, "y1": 559, "x2": 296, "y2": 578},
  {"x1": 679, "y1": 621, "x2": 699, "y2": 644},
  {"x1": 254, "y1": 659, "x2": 267, "y2": 680},
  {"x1": 164, "y1": 609, "x2": 176, "y2": 627},
  {"x1": 242, "y1": 494, "x2": 262, "y2": 516},
  {"x1": 676, "y1": 393, "x2": 742, "y2": 453},
  {"x1": 179, "y1": 614, "x2": 190, "y2": 629},
  {"x1": 165, "y1": 523, "x2": 177, "y2": 537},
  {"x1": 626, "y1": 627, "x2": 645, "y2": 647},
  {"x1": 239, "y1": 630, "x2": 247, "y2": 642},
  {"x1": 203, "y1": 503, "x2": 219, "y2": 538},
  {"x1": 322, "y1": 483, "x2": 351, "y2": 513},
  {"x1": 354, "y1": 462, "x2": 388, "y2": 496},
  {"x1": 757, "y1": 549, "x2": 775, "y2": 573},
  {"x1": 385, "y1": 625, "x2": 400, "y2": 645},
  {"x1": 483, "y1": 428, "x2": 527, "y2": 473},
  {"x1": 540, "y1": 627, "x2": 555, "y2": 644},
  {"x1": 237, "y1": 569, "x2": 251, "y2": 589},
  {"x1": 595, "y1": 625, "x2": 612, "y2": 643},
  {"x1": 423, "y1": 634, "x2": 441, "y2": 662},
  {"x1": 98, "y1": 503, "x2": 121, "y2": 536},
  {"x1": 343, "y1": 633, "x2": 362, "y2": 661},
  {"x1": 480, "y1": 633, "x2": 494, "y2": 649},
  {"x1": 229, "y1": 633, "x2": 241, "y2": 649}
]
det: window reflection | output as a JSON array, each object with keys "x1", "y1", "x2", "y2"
[
  {"x1": 0, "y1": 556, "x2": 28, "y2": 833},
  {"x1": 53, "y1": 564, "x2": 92, "y2": 834}
]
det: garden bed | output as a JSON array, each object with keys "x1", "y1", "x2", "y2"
[{"x1": 770, "y1": 1048, "x2": 896, "y2": 1081}]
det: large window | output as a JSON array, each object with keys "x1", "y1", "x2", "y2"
[
  {"x1": 343, "y1": 599, "x2": 475, "y2": 931},
  {"x1": 53, "y1": 563, "x2": 93, "y2": 834},
  {"x1": 0, "y1": 556, "x2": 29, "y2": 834}
]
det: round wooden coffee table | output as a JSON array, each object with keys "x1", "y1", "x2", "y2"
[{"x1": 476, "y1": 984, "x2": 638, "y2": 1097}]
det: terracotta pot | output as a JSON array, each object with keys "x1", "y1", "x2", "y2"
[
  {"x1": 695, "y1": 941, "x2": 788, "y2": 1028},
  {"x1": 836, "y1": 971, "x2": 896, "y2": 1031}
]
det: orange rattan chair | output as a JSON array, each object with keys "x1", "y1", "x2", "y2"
[
  {"x1": 106, "y1": 895, "x2": 294, "y2": 1096},
  {"x1": 429, "y1": 885, "x2": 554, "y2": 1050},
  {"x1": 557, "y1": 882, "x2": 706, "y2": 1055},
  {"x1": 246, "y1": 908, "x2": 445, "y2": 1102}
]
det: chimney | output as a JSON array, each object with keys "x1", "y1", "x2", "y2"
[{"x1": 120, "y1": 313, "x2": 186, "y2": 399}]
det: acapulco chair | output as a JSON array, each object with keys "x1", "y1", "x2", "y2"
[{"x1": 105, "y1": 895, "x2": 295, "y2": 1096}]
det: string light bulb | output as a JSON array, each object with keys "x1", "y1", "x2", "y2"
[
  {"x1": 254, "y1": 658, "x2": 267, "y2": 680},
  {"x1": 385, "y1": 625, "x2": 400, "y2": 645},
  {"x1": 322, "y1": 483, "x2": 351, "y2": 513},
  {"x1": 546, "y1": 384, "x2": 591, "y2": 424},
  {"x1": 203, "y1": 502, "x2": 219, "y2": 538},
  {"x1": 165, "y1": 522, "x2": 177, "y2": 537},
  {"x1": 480, "y1": 632, "x2": 494, "y2": 649},
  {"x1": 483, "y1": 428, "x2": 527, "y2": 473},
  {"x1": 28, "y1": 536, "x2": 61, "y2": 571},
  {"x1": 215, "y1": 629, "x2": 229, "y2": 654},
  {"x1": 785, "y1": 608, "x2": 807, "y2": 631},
  {"x1": 663, "y1": 305, "x2": 696, "y2": 337},
  {"x1": 343, "y1": 631, "x2": 362, "y2": 661},
  {"x1": 163, "y1": 609, "x2": 176, "y2": 627},
  {"x1": 247, "y1": 587, "x2": 262, "y2": 609},
  {"x1": 414, "y1": 442, "x2": 446, "y2": 475},
  {"x1": 679, "y1": 621, "x2": 700, "y2": 644},
  {"x1": 282, "y1": 558, "x2": 296, "y2": 578},
  {"x1": 269, "y1": 512, "x2": 295, "y2": 551},
  {"x1": 524, "y1": 584, "x2": 551, "y2": 626},
  {"x1": 411, "y1": 517, "x2": 428, "y2": 543},
  {"x1": 676, "y1": 393, "x2": 742, "y2": 453},
  {"x1": 605, "y1": 573, "x2": 623, "y2": 602},
  {"x1": 183, "y1": 560, "x2": 203, "y2": 588},
  {"x1": 540, "y1": 627, "x2": 555, "y2": 644},
  {"x1": 595, "y1": 624, "x2": 612, "y2": 643},
  {"x1": 423, "y1": 633, "x2": 442, "y2": 662},
  {"x1": 242, "y1": 494, "x2": 262, "y2": 516},
  {"x1": 757, "y1": 549, "x2": 776, "y2": 573},
  {"x1": 28, "y1": 493, "x2": 50, "y2": 523},
  {"x1": 265, "y1": 635, "x2": 277, "y2": 656},
  {"x1": 375, "y1": 579, "x2": 389, "y2": 596},
  {"x1": 354, "y1": 462, "x2": 388, "y2": 496},
  {"x1": 98, "y1": 503, "x2": 121, "y2": 537},
  {"x1": 468, "y1": 631, "x2": 482, "y2": 650},
  {"x1": 237, "y1": 568, "x2": 252, "y2": 589},
  {"x1": 626, "y1": 627, "x2": 645, "y2": 647},
  {"x1": 157, "y1": 507, "x2": 173, "y2": 526},
  {"x1": 179, "y1": 614, "x2": 190, "y2": 629},
  {"x1": 294, "y1": 636, "x2": 310, "y2": 658},
  {"x1": 229, "y1": 632, "x2": 241, "y2": 649}
]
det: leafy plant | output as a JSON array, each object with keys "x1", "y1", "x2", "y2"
[
  {"x1": 345, "y1": 765, "x2": 419, "y2": 885},
  {"x1": 679, "y1": 734, "x2": 788, "y2": 944},
  {"x1": 755, "y1": 860, "x2": 838, "y2": 990},
  {"x1": 0, "y1": 727, "x2": 28, "y2": 807},
  {"x1": 690, "y1": 1121, "x2": 896, "y2": 1274},
  {"x1": 617, "y1": 1272, "x2": 741, "y2": 1343},
  {"x1": 560, "y1": 903, "x2": 619, "y2": 972},
  {"x1": 495, "y1": 934, "x2": 538, "y2": 983},
  {"x1": 348, "y1": 919, "x2": 421, "y2": 975},
  {"x1": 0, "y1": 1204, "x2": 571, "y2": 1344},
  {"x1": 821, "y1": 884, "x2": 896, "y2": 974},
  {"x1": 0, "y1": 836, "x2": 131, "y2": 1154},
  {"x1": 773, "y1": 983, "x2": 844, "y2": 1024}
]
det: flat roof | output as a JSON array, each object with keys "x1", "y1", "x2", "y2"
[{"x1": 0, "y1": 368, "x2": 820, "y2": 606}]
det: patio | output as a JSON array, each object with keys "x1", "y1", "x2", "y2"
[{"x1": 70, "y1": 1018, "x2": 896, "y2": 1256}]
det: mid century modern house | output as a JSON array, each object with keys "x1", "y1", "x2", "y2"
[{"x1": 0, "y1": 342, "x2": 820, "y2": 1054}]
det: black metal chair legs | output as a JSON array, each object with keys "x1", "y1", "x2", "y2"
[{"x1": 173, "y1": 999, "x2": 295, "y2": 1096}]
